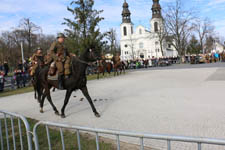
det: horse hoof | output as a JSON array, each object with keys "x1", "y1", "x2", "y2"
[
  {"x1": 55, "y1": 112, "x2": 60, "y2": 116},
  {"x1": 61, "y1": 114, "x2": 66, "y2": 118},
  {"x1": 40, "y1": 109, "x2": 44, "y2": 113},
  {"x1": 95, "y1": 113, "x2": 101, "y2": 118}
]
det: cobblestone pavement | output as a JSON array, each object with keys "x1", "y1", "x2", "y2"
[{"x1": 1, "y1": 63, "x2": 225, "y2": 149}]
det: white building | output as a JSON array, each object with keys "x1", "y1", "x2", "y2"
[
  {"x1": 212, "y1": 41, "x2": 225, "y2": 53},
  {"x1": 120, "y1": 0, "x2": 178, "y2": 60}
]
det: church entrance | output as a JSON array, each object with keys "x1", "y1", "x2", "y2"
[{"x1": 140, "y1": 53, "x2": 144, "y2": 59}]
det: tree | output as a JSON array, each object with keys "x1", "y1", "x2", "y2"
[
  {"x1": 0, "y1": 31, "x2": 22, "y2": 68},
  {"x1": 106, "y1": 28, "x2": 120, "y2": 54},
  {"x1": 187, "y1": 35, "x2": 201, "y2": 54},
  {"x1": 18, "y1": 18, "x2": 41, "y2": 54},
  {"x1": 165, "y1": 0, "x2": 195, "y2": 56},
  {"x1": 156, "y1": 25, "x2": 168, "y2": 56},
  {"x1": 63, "y1": 0, "x2": 105, "y2": 55},
  {"x1": 37, "y1": 34, "x2": 56, "y2": 53},
  {"x1": 194, "y1": 18, "x2": 214, "y2": 54},
  {"x1": 127, "y1": 34, "x2": 135, "y2": 60},
  {"x1": 205, "y1": 36, "x2": 214, "y2": 53}
]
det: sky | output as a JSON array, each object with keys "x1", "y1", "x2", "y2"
[{"x1": 0, "y1": 0, "x2": 225, "y2": 40}]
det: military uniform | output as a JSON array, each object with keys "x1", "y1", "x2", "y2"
[
  {"x1": 48, "y1": 33, "x2": 71, "y2": 89},
  {"x1": 49, "y1": 41, "x2": 71, "y2": 76},
  {"x1": 30, "y1": 50, "x2": 43, "y2": 76}
]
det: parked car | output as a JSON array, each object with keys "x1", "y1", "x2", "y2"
[{"x1": 197, "y1": 55, "x2": 206, "y2": 63}]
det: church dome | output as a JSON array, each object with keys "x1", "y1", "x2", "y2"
[
  {"x1": 123, "y1": 1, "x2": 129, "y2": 8},
  {"x1": 122, "y1": 8, "x2": 130, "y2": 15}
]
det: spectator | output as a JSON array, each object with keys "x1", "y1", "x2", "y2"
[
  {"x1": 11, "y1": 74, "x2": 16, "y2": 90},
  {"x1": 0, "y1": 62, "x2": 3, "y2": 71},
  {"x1": 0, "y1": 71, "x2": 4, "y2": 92},
  {"x1": 3, "y1": 61, "x2": 9, "y2": 76},
  {"x1": 18, "y1": 60, "x2": 23, "y2": 71}
]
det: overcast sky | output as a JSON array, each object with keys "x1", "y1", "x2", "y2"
[{"x1": 0, "y1": 0, "x2": 224, "y2": 39}]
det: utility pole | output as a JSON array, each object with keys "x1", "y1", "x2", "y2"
[
  {"x1": 20, "y1": 42, "x2": 25, "y2": 63},
  {"x1": 20, "y1": 42, "x2": 25, "y2": 71}
]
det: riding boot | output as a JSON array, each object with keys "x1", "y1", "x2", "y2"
[{"x1": 58, "y1": 74, "x2": 64, "y2": 90}]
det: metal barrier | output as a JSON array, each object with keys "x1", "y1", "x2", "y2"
[
  {"x1": 1, "y1": 110, "x2": 225, "y2": 150},
  {"x1": 33, "y1": 121, "x2": 225, "y2": 150},
  {"x1": 0, "y1": 110, "x2": 33, "y2": 150}
]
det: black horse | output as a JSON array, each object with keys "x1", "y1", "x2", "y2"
[{"x1": 36, "y1": 48, "x2": 100, "y2": 118}]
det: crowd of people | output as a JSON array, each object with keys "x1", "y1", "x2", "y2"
[
  {"x1": 182, "y1": 52, "x2": 225, "y2": 64},
  {"x1": 0, "y1": 60, "x2": 31, "y2": 92},
  {"x1": 123, "y1": 56, "x2": 180, "y2": 69}
]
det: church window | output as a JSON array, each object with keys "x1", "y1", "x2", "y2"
[
  {"x1": 131, "y1": 26, "x2": 133, "y2": 34},
  {"x1": 139, "y1": 28, "x2": 142, "y2": 35},
  {"x1": 139, "y1": 42, "x2": 144, "y2": 49},
  {"x1": 154, "y1": 22, "x2": 158, "y2": 32},
  {"x1": 168, "y1": 44, "x2": 171, "y2": 48},
  {"x1": 123, "y1": 26, "x2": 127, "y2": 36},
  {"x1": 125, "y1": 44, "x2": 128, "y2": 48}
]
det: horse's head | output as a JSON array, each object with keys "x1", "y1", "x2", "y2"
[{"x1": 82, "y1": 47, "x2": 100, "y2": 62}]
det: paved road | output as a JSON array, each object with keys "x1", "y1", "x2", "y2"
[{"x1": 1, "y1": 63, "x2": 225, "y2": 149}]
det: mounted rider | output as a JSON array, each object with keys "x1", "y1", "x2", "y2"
[
  {"x1": 30, "y1": 47, "x2": 43, "y2": 76},
  {"x1": 48, "y1": 33, "x2": 71, "y2": 89}
]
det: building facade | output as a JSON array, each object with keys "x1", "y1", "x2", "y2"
[
  {"x1": 120, "y1": 0, "x2": 178, "y2": 60},
  {"x1": 212, "y1": 42, "x2": 225, "y2": 53}
]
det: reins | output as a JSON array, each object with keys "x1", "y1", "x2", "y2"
[{"x1": 73, "y1": 57, "x2": 97, "y2": 66}]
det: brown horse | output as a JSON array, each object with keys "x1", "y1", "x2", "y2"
[
  {"x1": 112, "y1": 56, "x2": 125, "y2": 76},
  {"x1": 96, "y1": 59, "x2": 106, "y2": 79},
  {"x1": 96, "y1": 58, "x2": 113, "y2": 79}
]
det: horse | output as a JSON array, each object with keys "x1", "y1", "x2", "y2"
[
  {"x1": 36, "y1": 48, "x2": 100, "y2": 118},
  {"x1": 105, "y1": 61, "x2": 113, "y2": 75},
  {"x1": 96, "y1": 59, "x2": 106, "y2": 79},
  {"x1": 96, "y1": 55, "x2": 113, "y2": 79},
  {"x1": 112, "y1": 56, "x2": 125, "y2": 76},
  {"x1": 30, "y1": 56, "x2": 45, "y2": 101}
]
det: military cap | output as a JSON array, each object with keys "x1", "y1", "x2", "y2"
[{"x1": 57, "y1": 33, "x2": 66, "y2": 39}]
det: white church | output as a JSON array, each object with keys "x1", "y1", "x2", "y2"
[{"x1": 120, "y1": 0, "x2": 178, "y2": 60}]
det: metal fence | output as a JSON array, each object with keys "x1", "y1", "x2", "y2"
[
  {"x1": 0, "y1": 110, "x2": 33, "y2": 150},
  {"x1": 33, "y1": 121, "x2": 225, "y2": 150},
  {"x1": 1, "y1": 110, "x2": 225, "y2": 150}
]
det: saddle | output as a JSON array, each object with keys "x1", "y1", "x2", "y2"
[
  {"x1": 48, "y1": 62, "x2": 57, "y2": 76},
  {"x1": 47, "y1": 62, "x2": 58, "y2": 80}
]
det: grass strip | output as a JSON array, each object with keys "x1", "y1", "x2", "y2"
[{"x1": 0, "y1": 117, "x2": 115, "y2": 150}]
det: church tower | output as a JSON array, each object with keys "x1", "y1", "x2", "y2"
[
  {"x1": 120, "y1": 0, "x2": 133, "y2": 38},
  {"x1": 150, "y1": 0, "x2": 163, "y2": 33}
]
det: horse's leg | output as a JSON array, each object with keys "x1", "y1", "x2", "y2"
[
  {"x1": 41, "y1": 88, "x2": 59, "y2": 115},
  {"x1": 80, "y1": 86, "x2": 100, "y2": 117},
  {"x1": 46, "y1": 91, "x2": 59, "y2": 115},
  {"x1": 97, "y1": 69, "x2": 100, "y2": 79},
  {"x1": 40, "y1": 92, "x2": 46, "y2": 113},
  {"x1": 61, "y1": 89, "x2": 73, "y2": 118},
  {"x1": 102, "y1": 68, "x2": 105, "y2": 77}
]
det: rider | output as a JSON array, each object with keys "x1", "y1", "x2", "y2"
[
  {"x1": 48, "y1": 33, "x2": 70, "y2": 90},
  {"x1": 30, "y1": 47, "x2": 43, "y2": 76}
]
